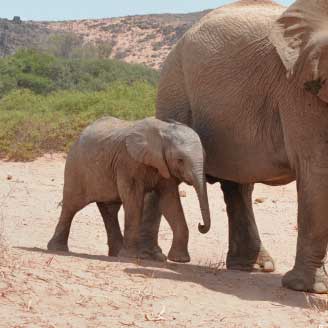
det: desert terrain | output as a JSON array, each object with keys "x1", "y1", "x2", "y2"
[
  {"x1": 1, "y1": 155, "x2": 328, "y2": 327},
  {"x1": 0, "y1": 11, "x2": 210, "y2": 69}
]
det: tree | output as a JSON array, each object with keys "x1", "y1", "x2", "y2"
[{"x1": 43, "y1": 33, "x2": 84, "y2": 59}]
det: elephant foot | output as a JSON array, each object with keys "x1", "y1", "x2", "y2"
[
  {"x1": 108, "y1": 247, "x2": 120, "y2": 257},
  {"x1": 118, "y1": 247, "x2": 139, "y2": 259},
  {"x1": 226, "y1": 247, "x2": 275, "y2": 273},
  {"x1": 282, "y1": 266, "x2": 328, "y2": 294},
  {"x1": 47, "y1": 238, "x2": 69, "y2": 252},
  {"x1": 168, "y1": 247, "x2": 190, "y2": 263},
  {"x1": 138, "y1": 245, "x2": 167, "y2": 262},
  {"x1": 108, "y1": 241, "x2": 123, "y2": 257}
]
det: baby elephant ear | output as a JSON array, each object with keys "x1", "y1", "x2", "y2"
[{"x1": 126, "y1": 119, "x2": 171, "y2": 179}]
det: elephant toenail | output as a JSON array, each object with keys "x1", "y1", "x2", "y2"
[
  {"x1": 263, "y1": 261, "x2": 274, "y2": 272},
  {"x1": 313, "y1": 282, "x2": 327, "y2": 294},
  {"x1": 253, "y1": 264, "x2": 261, "y2": 270}
]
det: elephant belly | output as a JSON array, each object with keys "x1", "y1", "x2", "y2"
[
  {"x1": 82, "y1": 175, "x2": 120, "y2": 204},
  {"x1": 205, "y1": 141, "x2": 292, "y2": 184},
  {"x1": 192, "y1": 105, "x2": 293, "y2": 185},
  {"x1": 205, "y1": 145, "x2": 292, "y2": 184}
]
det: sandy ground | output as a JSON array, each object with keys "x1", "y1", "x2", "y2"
[{"x1": 0, "y1": 155, "x2": 328, "y2": 328}]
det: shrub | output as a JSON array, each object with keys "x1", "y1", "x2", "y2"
[
  {"x1": 0, "y1": 75, "x2": 17, "y2": 97},
  {"x1": 0, "y1": 49, "x2": 159, "y2": 96},
  {"x1": 0, "y1": 82, "x2": 156, "y2": 160},
  {"x1": 0, "y1": 49, "x2": 159, "y2": 160},
  {"x1": 16, "y1": 73, "x2": 55, "y2": 94}
]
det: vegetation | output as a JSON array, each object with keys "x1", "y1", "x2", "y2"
[
  {"x1": 40, "y1": 34, "x2": 115, "y2": 60},
  {"x1": 0, "y1": 48, "x2": 159, "y2": 97},
  {"x1": 0, "y1": 49, "x2": 159, "y2": 160}
]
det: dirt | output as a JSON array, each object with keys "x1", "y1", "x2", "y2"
[
  {"x1": 0, "y1": 154, "x2": 328, "y2": 328},
  {"x1": 40, "y1": 17, "x2": 188, "y2": 69},
  {"x1": 39, "y1": 11, "x2": 211, "y2": 69}
]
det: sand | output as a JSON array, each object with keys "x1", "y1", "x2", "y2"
[{"x1": 0, "y1": 154, "x2": 327, "y2": 327}]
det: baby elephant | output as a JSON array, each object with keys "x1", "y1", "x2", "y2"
[{"x1": 47, "y1": 117, "x2": 211, "y2": 263}]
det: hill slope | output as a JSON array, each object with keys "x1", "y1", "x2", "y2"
[
  {"x1": 0, "y1": 19, "x2": 55, "y2": 57},
  {"x1": 0, "y1": 11, "x2": 212, "y2": 69}
]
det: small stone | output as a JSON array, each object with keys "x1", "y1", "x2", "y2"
[
  {"x1": 254, "y1": 197, "x2": 266, "y2": 204},
  {"x1": 6, "y1": 175, "x2": 12, "y2": 180},
  {"x1": 179, "y1": 190, "x2": 187, "y2": 197}
]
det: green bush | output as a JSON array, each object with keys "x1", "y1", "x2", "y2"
[
  {"x1": 0, "y1": 82, "x2": 156, "y2": 160},
  {"x1": 0, "y1": 49, "x2": 159, "y2": 96},
  {"x1": 16, "y1": 73, "x2": 55, "y2": 94},
  {"x1": 0, "y1": 49, "x2": 159, "y2": 160},
  {"x1": 0, "y1": 75, "x2": 17, "y2": 98}
]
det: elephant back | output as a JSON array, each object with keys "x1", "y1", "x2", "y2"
[{"x1": 185, "y1": 0, "x2": 285, "y2": 49}]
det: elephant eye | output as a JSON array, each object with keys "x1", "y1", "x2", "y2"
[{"x1": 177, "y1": 159, "x2": 184, "y2": 165}]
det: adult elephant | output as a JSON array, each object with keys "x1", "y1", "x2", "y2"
[{"x1": 138, "y1": 0, "x2": 328, "y2": 294}]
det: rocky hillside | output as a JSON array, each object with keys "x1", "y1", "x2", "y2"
[
  {"x1": 0, "y1": 18, "x2": 56, "y2": 57},
  {"x1": 0, "y1": 11, "x2": 211, "y2": 69}
]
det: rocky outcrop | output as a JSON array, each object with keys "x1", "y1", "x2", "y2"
[{"x1": 0, "y1": 10, "x2": 212, "y2": 69}]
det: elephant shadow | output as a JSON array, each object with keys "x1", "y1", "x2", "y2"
[{"x1": 17, "y1": 247, "x2": 322, "y2": 310}]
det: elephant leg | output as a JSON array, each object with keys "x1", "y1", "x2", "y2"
[
  {"x1": 282, "y1": 173, "x2": 328, "y2": 293},
  {"x1": 159, "y1": 186, "x2": 190, "y2": 263},
  {"x1": 221, "y1": 180, "x2": 275, "y2": 272},
  {"x1": 47, "y1": 204, "x2": 80, "y2": 252},
  {"x1": 118, "y1": 189, "x2": 145, "y2": 259},
  {"x1": 97, "y1": 202, "x2": 123, "y2": 256},
  {"x1": 138, "y1": 191, "x2": 167, "y2": 262}
]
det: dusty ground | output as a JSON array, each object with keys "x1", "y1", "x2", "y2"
[{"x1": 0, "y1": 155, "x2": 328, "y2": 328}]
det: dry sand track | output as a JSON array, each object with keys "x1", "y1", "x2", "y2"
[{"x1": 0, "y1": 155, "x2": 328, "y2": 327}]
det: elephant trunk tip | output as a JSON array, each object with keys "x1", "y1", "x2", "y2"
[{"x1": 198, "y1": 222, "x2": 210, "y2": 234}]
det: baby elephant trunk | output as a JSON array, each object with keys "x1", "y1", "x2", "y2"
[{"x1": 192, "y1": 166, "x2": 211, "y2": 234}]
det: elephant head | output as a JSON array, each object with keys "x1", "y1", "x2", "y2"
[
  {"x1": 270, "y1": 0, "x2": 328, "y2": 103},
  {"x1": 126, "y1": 118, "x2": 211, "y2": 234}
]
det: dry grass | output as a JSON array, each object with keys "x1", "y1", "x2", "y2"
[
  {"x1": 305, "y1": 293, "x2": 328, "y2": 313},
  {"x1": 200, "y1": 250, "x2": 226, "y2": 275},
  {"x1": 0, "y1": 196, "x2": 8, "y2": 265},
  {"x1": 0, "y1": 185, "x2": 17, "y2": 269},
  {"x1": 0, "y1": 222, "x2": 7, "y2": 266}
]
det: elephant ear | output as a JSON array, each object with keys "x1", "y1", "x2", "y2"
[
  {"x1": 126, "y1": 118, "x2": 171, "y2": 179},
  {"x1": 269, "y1": 0, "x2": 328, "y2": 102}
]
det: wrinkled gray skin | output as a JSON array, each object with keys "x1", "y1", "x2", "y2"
[
  {"x1": 47, "y1": 117, "x2": 211, "y2": 263},
  {"x1": 139, "y1": 0, "x2": 328, "y2": 293}
]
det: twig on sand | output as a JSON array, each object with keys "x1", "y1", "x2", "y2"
[
  {"x1": 144, "y1": 305, "x2": 167, "y2": 322},
  {"x1": 119, "y1": 321, "x2": 141, "y2": 327},
  {"x1": 306, "y1": 293, "x2": 328, "y2": 312},
  {"x1": 26, "y1": 299, "x2": 33, "y2": 312},
  {"x1": 45, "y1": 256, "x2": 55, "y2": 266},
  {"x1": 0, "y1": 186, "x2": 17, "y2": 265}
]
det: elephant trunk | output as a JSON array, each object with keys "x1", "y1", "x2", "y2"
[{"x1": 192, "y1": 165, "x2": 211, "y2": 234}]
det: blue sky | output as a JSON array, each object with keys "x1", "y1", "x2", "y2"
[{"x1": 2, "y1": 0, "x2": 294, "y2": 21}]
